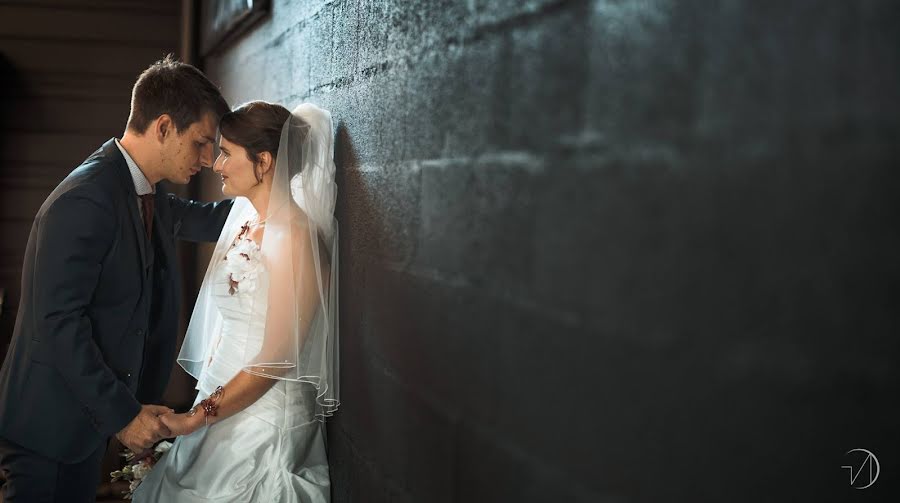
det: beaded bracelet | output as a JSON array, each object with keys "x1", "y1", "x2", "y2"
[{"x1": 187, "y1": 386, "x2": 224, "y2": 425}]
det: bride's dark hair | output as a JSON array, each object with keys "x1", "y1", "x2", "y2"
[{"x1": 219, "y1": 101, "x2": 294, "y2": 181}]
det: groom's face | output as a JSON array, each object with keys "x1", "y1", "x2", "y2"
[{"x1": 161, "y1": 112, "x2": 218, "y2": 184}]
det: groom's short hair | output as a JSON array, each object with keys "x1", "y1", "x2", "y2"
[{"x1": 126, "y1": 54, "x2": 229, "y2": 134}]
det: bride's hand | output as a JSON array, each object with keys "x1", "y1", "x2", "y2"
[{"x1": 159, "y1": 411, "x2": 205, "y2": 437}]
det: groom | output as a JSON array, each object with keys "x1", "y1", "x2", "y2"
[{"x1": 0, "y1": 56, "x2": 233, "y2": 502}]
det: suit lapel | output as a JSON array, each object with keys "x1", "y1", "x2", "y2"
[
  {"x1": 104, "y1": 138, "x2": 149, "y2": 273},
  {"x1": 153, "y1": 191, "x2": 177, "y2": 306}
]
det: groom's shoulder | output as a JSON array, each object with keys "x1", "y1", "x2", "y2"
[
  {"x1": 39, "y1": 141, "x2": 124, "y2": 216},
  {"x1": 70, "y1": 140, "x2": 123, "y2": 184}
]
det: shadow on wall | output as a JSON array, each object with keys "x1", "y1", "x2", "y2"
[
  {"x1": 331, "y1": 120, "x2": 377, "y2": 400},
  {"x1": 328, "y1": 121, "x2": 407, "y2": 501},
  {"x1": 329, "y1": 120, "x2": 451, "y2": 501}
]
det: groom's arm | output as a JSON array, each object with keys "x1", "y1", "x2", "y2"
[
  {"x1": 32, "y1": 192, "x2": 142, "y2": 436},
  {"x1": 167, "y1": 195, "x2": 234, "y2": 242}
]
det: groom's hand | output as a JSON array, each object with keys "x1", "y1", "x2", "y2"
[{"x1": 115, "y1": 404, "x2": 174, "y2": 452}]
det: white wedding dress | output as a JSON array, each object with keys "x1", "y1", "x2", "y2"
[{"x1": 133, "y1": 233, "x2": 331, "y2": 502}]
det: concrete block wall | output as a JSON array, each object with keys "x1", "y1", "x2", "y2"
[{"x1": 201, "y1": 1, "x2": 900, "y2": 501}]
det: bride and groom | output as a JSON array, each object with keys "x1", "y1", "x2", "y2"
[{"x1": 0, "y1": 56, "x2": 339, "y2": 502}]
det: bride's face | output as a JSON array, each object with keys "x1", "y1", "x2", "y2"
[{"x1": 213, "y1": 136, "x2": 259, "y2": 197}]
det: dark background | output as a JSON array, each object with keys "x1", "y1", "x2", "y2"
[{"x1": 3, "y1": 1, "x2": 900, "y2": 501}]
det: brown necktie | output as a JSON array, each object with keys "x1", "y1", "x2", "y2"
[{"x1": 140, "y1": 194, "x2": 154, "y2": 240}]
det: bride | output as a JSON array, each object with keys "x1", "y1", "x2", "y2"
[{"x1": 133, "y1": 102, "x2": 339, "y2": 502}]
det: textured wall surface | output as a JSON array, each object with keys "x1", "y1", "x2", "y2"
[{"x1": 201, "y1": 1, "x2": 900, "y2": 501}]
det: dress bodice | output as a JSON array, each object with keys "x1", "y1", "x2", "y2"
[
  {"x1": 211, "y1": 233, "x2": 269, "y2": 323},
  {"x1": 198, "y1": 229, "x2": 268, "y2": 393},
  {"x1": 197, "y1": 224, "x2": 318, "y2": 429}
]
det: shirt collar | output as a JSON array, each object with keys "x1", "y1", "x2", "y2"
[{"x1": 114, "y1": 138, "x2": 155, "y2": 196}]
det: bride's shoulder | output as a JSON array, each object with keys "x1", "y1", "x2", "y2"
[{"x1": 259, "y1": 218, "x2": 312, "y2": 258}]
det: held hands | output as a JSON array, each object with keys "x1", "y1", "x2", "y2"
[
  {"x1": 155, "y1": 385, "x2": 225, "y2": 438},
  {"x1": 115, "y1": 405, "x2": 174, "y2": 453},
  {"x1": 159, "y1": 410, "x2": 206, "y2": 437}
]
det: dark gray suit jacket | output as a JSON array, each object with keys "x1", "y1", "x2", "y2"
[{"x1": 0, "y1": 139, "x2": 233, "y2": 463}]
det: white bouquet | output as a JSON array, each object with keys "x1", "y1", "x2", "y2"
[{"x1": 109, "y1": 440, "x2": 173, "y2": 499}]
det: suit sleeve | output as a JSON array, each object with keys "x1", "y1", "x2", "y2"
[
  {"x1": 167, "y1": 195, "x2": 234, "y2": 242},
  {"x1": 32, "y1": 193, "x2": 141, "y2": 437}
]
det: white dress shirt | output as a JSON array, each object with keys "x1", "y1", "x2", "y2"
[{"x1": 114, "y1": 138, "x2": 155, "y2": 218}]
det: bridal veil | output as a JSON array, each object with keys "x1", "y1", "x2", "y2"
[{"x1": 178, "y1": 103, "x2": 339, "y2": 421}]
